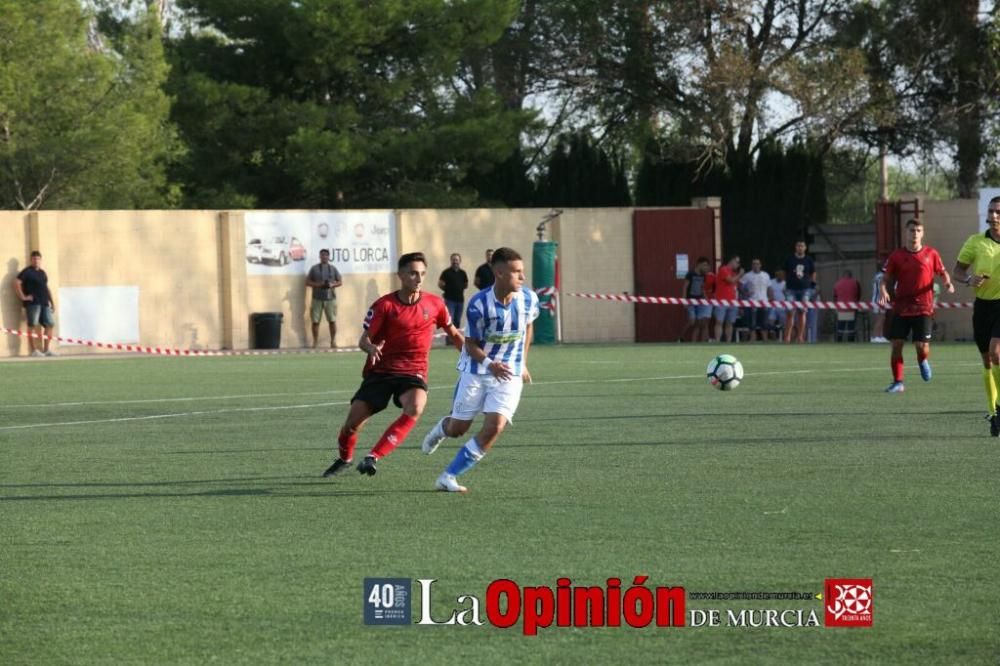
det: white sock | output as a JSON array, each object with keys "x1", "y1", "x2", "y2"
[{"x1": 465, "y1": 438, "x2": 484, "y2": 459}]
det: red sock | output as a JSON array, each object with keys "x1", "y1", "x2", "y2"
[
  {"x1": 891, "y1": 356, "x2": 904, "y2": 382},
  {"x1": 370, "y1": 414, "x2": 418, "y2": 459},
  {"x1": 338, "y1": 430, "x2": 358, "y2": 462},
  {"x1": 916, "y1": 347, "x2": 929, "y2": 363}
]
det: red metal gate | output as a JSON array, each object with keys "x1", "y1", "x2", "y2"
[{"x1": 633, "y1": 208, "x2": 718, "y2": 342}]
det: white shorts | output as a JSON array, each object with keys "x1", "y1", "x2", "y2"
[{"x1": 450, "y1": 373, "x2": 524, "y2": 422}]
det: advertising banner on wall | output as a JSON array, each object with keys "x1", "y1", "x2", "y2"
[{"x1": 244, "y1": 211, "x2": 396, "y2": 275}]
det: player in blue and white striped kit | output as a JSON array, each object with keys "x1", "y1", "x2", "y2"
[{"x1": 421, "y1": 247, "x2": 539, "y2": 492}]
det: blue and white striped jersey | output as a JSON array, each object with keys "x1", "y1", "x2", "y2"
[{"x1": 458, "y1": 286, "x2": 540, "y2": 375}]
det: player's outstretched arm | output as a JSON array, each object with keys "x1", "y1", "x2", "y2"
[
  {"x1": 358, "y1": 331, "x2": 384, "y2": 364},
  {"x1": 877, "y1": 273, "x2": 892, "y2": 309},
  {"x1": 939, "y1": 270, "x2": 955, "y2": 294},
  {"x1": 446, "y1": 323, "x2": 465, "y2": 351}
]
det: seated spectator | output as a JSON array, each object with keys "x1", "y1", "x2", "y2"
[{"x1": 833, "y1": 269, "x2": 862, "y2": 342}]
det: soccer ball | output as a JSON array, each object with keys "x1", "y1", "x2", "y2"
[{"x1": 707, "y1": 354, "x2": 744, "y2": 390}]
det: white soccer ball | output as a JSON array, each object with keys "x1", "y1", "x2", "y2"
[{"x1": 707, "y1": 354, "x2": 744, "y2": 391}]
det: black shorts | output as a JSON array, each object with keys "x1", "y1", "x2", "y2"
[
  {"x1": 887, "y1": 315, "x2": 933, "y2": 343},
  {"x1": 352, "y1": 373, "x2": 428, "y2": 414},
  {"x1": 973, "y1": 298, "x2": 1000, "y2": 353}
]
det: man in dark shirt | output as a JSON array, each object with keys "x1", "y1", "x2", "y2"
[
  {"x1": 783, "y1": 240, "x2": 816, "y2": 344},
  {"x1": 474, "y1": 248, "x2": 495, "y2": 290},
  {"x1": 15, "y1": 250, "x2": 56, "y2": 357},
  {"x1": 438, "y1": 253, "x2": 469, "y2": 329}
]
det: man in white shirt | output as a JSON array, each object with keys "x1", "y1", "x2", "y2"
[{"x1": 740, "y1": 258, "x2": 771, "y2": 341}]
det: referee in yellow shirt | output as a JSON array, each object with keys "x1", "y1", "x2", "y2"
[{"x1": 954, "y1": 195, "x2": 1000, "y2": 436}]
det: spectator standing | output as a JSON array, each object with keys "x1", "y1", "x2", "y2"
[
  {"x1": 713, "y1": 256, "x2": 744, "y2": 342},
  {"x1": 783, "y1": 241, "x2": 816, "y2": 343},
  {"x1": 740, "y1": 258, "x2": 771, "y2": 341},
  {"x1": 15, "y1": 251, "x2": 56, "y2": 357},
  {"x1": 767, "y1": 269, "x2": 787, "y2": 339},
  {"x1": 438, "y1": 253, "x2": 469, "y2": 330},
  {"x1": 474, "y1": 249, "x2": 495, "y2": 290},
  {"x1": 681, "y1": 257, "x2": 712, "y2": 342},
  {"x1": 305, "y1": 249, "x2": 343, "y2": 348}
]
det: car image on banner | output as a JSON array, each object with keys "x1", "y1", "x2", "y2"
[{"x1": 246, "y1": 235, "x2": 307, "y2": 266}]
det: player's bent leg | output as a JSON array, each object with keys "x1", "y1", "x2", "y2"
[
  {"x1": 367, "y1": 389, "x2": 425, "y2": 464},
  {"x1": 422, "y1": 416, "x2": 472, "y2": 455},
  {"x1": 322, "y1": 400, "x2": 374, "y2": 476},
  {"x1": 474, "y1": 412, "x2": 509, "y2": 452},
  {"x1": 915, "y1": 342, "x2": 932, "y2": 381}
]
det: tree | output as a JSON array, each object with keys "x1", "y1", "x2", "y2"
[
  {"x1": 168, "y1": 0, "x2": 534, "y2": 208},
  {"x1": 843, "y1": 0, "x2": 998, "y2": 198},
  {"x1": 0, "y1": 0, "x2": 177, "y2": 209},
  {"x1": 535, "y1": 132, "x2": 631, "y2": 206}
]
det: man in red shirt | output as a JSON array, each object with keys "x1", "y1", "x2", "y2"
[
  {"x1": 322, "y1": 252, "x2": 464, "y2": 477},
  {"x1": 713, "y1": 256, "x2": 744, "y2": 343},
  {"x1": 878, "y1": 219, "x2": 954, "y2": 392}
]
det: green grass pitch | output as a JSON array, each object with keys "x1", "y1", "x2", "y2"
[{"x1": 2, "y1": 343, "x2": 997, "y2": 664}]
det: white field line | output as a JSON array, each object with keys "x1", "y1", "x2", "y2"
[
  {"x1": 0, "y1": 401, "x2": 351, "y2": 431},
  {"x1": 1, "y1": 388, "x2": 356, "y2": 410},
  {"x1": 0, "y1": 363, "x2": 982, "y2": 432}
]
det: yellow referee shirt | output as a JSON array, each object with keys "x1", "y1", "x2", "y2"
[{"x1": 957, "y1": 232, "x2": 1000, "y2": 300}]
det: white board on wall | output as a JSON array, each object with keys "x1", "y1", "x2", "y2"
[
  {"x1": 978, "y1": 188, "x2": 1000, "y2": 232},
  {"x1": 58, "y1": 286, "x2": 140, "y2": 344}
]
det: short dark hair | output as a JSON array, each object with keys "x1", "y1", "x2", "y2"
[
  {"x1": 398, "y1": 252, "x2": 426, "y2": 270},
  {"x1": 905, "y1": 218, "x2": 922, "y2": 228},
  {"x1": 30, "y1": 250, "x2": 41, "y2": 258},
  {"x1": 319, "y1": 248, "x2": 330, "y2": 255},
  {"x1": 695, "y1": 256, "x2": 709, "y2": 264},
  {"x1": 990, "y1": 195, "x2": 1000, "y2": 206},
  {"x1": 490, "y1": 247, "x2": 522, "y2": 265}
]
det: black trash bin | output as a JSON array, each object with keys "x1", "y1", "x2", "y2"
[{"x1": 250, "y1": 312, "x2": 283, "y2": 349}]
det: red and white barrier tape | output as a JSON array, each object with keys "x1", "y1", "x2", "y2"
[
  {"x1": 536, "y1": 285, "x2": 558, "y2": 313},
  {"x1": 568, "y1": 293, "x2": 974, "y2": 311},
  {"x1": 0, "y1": 326, "x2": 360, "y2": 357}
]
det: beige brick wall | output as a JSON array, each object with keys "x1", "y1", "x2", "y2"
[
  {"x1": 923, "y1": 199, "x2": 978, "y2": 341},
  {"x1": 51, "y1": 210, "x2": 225, "y2": 352},
  {"x1": 0, "y1": 211, "x2": 32, "y2": 356},
  {"x1": 556, "y1": 208, "x2": 635, "y2": 343},
  {"x1": 399, "y1": 207, "x2": 636, "y2": 343},
  {"x1": 0, "y1": 206, "x2": 658, "y2": 357}
]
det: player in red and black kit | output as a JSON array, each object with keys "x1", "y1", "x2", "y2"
[
  {"x1": 322, "y1": 252, "x2": 464, "y2": 478},
  {"x1": 878, "y1": 218, "x2": 955, "y2": 393}
]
